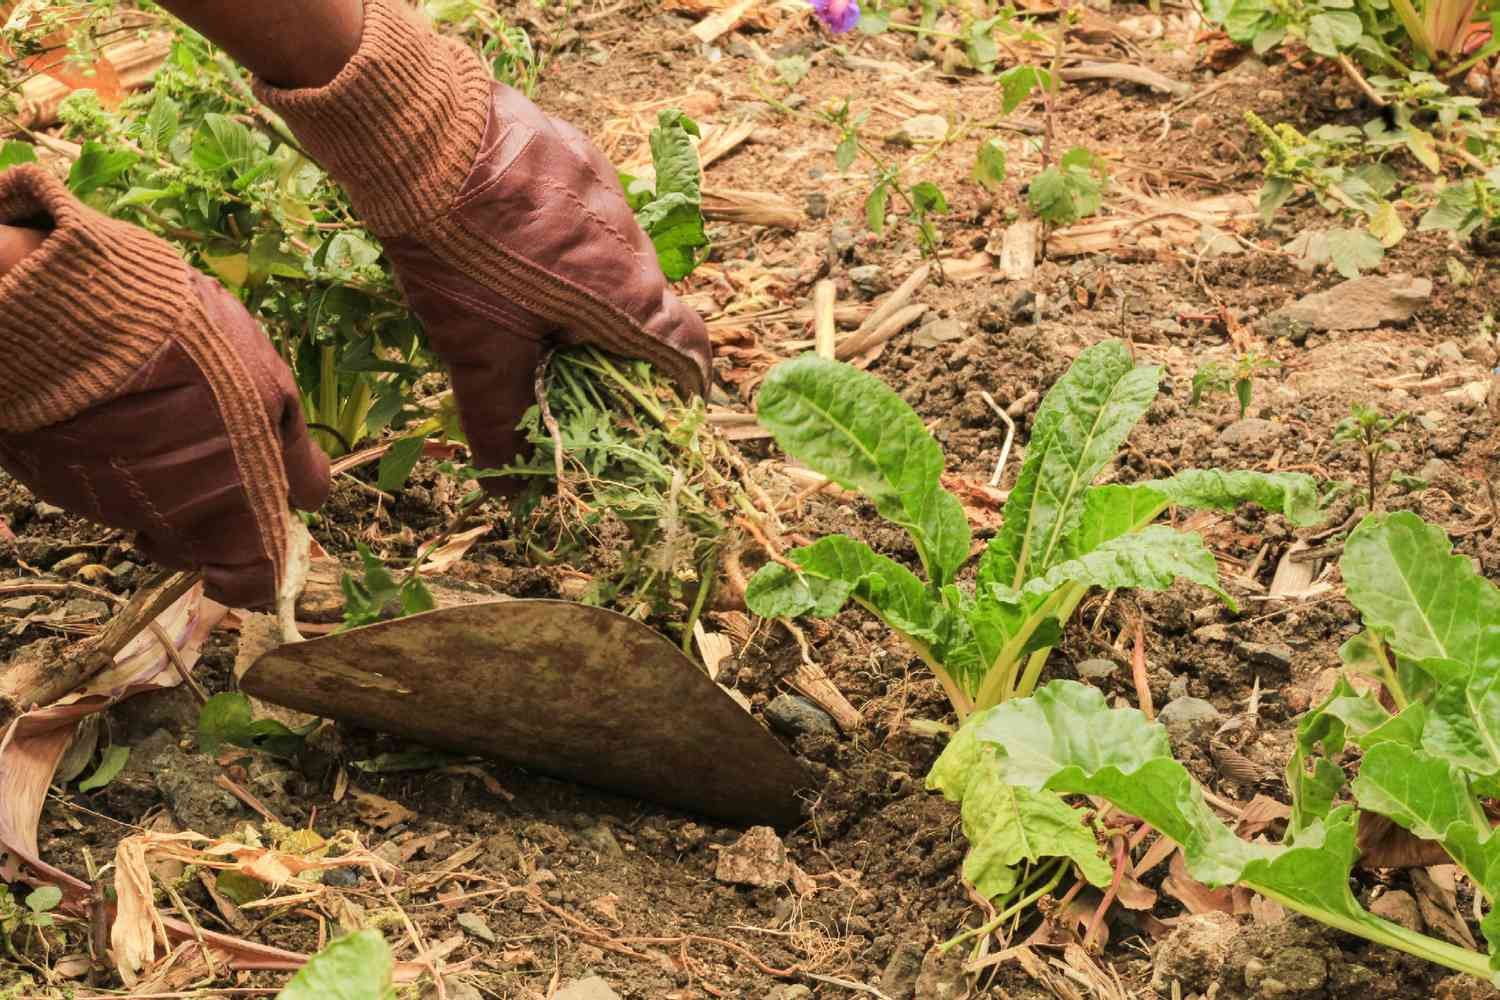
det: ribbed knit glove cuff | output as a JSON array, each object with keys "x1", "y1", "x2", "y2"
[
  {"x1": 252, "y1": 0, "x2": 492, "y2": 238},
  {"x1": 0, "y1": 166, "x2": 186, "y2": 433}
]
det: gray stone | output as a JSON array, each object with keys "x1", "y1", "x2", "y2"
[
  {"x1": 1157, "y1": 696, "x2": 1221, "y2": 732},
  {"x1": 1419, "y1": 458, "x2": 1450, "y2": 483},
  {"x1": 804, "y1": 192, "x2": 829, "y2": 219},
  {"x1": 770, "y1": 987, "x2": 813, "y2": 1000},
  {"x1": 1370, "y1": 889, "x2": 1423, "y2": 933},
  {"x1": 714, "y1": 826, "x2": 791, "y2": 887},
  {"x1": 0, "y1": 595, "x2": 43, "y2": 614},
  {"x1": 577, "y1": 822, "x2": 624, "y2": 860},
  {"x1": 63, "y1": 598, "x2": 110, "y2": 622},
  {"x1": 1151, "y1": 912, "x2": 1237, "y2": 994},
  {"x1": 32, "y1": 501, "x2": 65, "y2": 519},
  {"x1": 554, "y1": 976, "x2": 621, "y2": 1000},
  {"x1": 848, "y1": 264, "x2": 889, "y2": 296},
  {"x1": 1271, "y1": 273, "x2": 1431, "y2": 332},
  {"x1": 893, "y1": 113, "x2": 949, "y2": 142},
  {"x1": 764, "y1": 694, "x2": 838, "y2": 740},
  {"x1": 1076, "y1": 658, "x2": 1120, "y2": 680},
  {"x1": 916, "y1": 942, "x2": 968, "y2": 999},
  {"x1": 912, "y1": 318, "x2": 966, "y2": 349},
  {"x1": 1235, "y1": 640, "x2": 1294, "y2": 673},
  {"x1": 1436, "y1": 340, "x2": 1465, "y2": 365},
  {"x1": 1219, "y1": 418, "x2": 1283, "y2": 448},
  {"x1": 880, "y1": 940, "x2": 927, "y2": 1000},
  {"x1": 1258, "y1": 945, "x2": 1328, "y2": 996}
]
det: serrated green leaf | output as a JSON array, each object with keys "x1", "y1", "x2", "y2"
[
  {"x1": 67, "y1": 141, "x2": 136, "y2": 197},
  {"x1": 981, "y1": 340, "x2": 1160, "y2": 591},
  {"x1": 1326, "y1": 227, "x2": 1384, "y2": 278},
  {"x1": 78, "y1": 745, "x2": 130, "y2": 793},
  {"x1": 276, "y1": 930, "x2": 395, "y2": 1000},
  {"x1": 998, "y1": 65, "x2": 1043, "y2": 114},
  {"x1": 192, "y1": 113, "x2": 261, "y2": 177},
  {"x1": 973, "y1": 138, "x2": 1007, "y2": 190},
  {"x1": 755, "y1": 356, "x2": 971, "y2": 585},
  {"x1": 1009, "y1": 525, "x2": 1233, "y2": 609},
  {"x1": 25, "y1": 886, "x2": 61, "y2": 914},
  {"x1": 1305, "y1": 11, "x2": 1363, "y2": 54},
  {"x1": 835, "y1": 133, "x2": 858, "y2": 172}
]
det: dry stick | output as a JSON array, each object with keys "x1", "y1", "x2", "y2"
[
  {"x1": 836, "y1": 264, "x2": 931, "y2": 360},
  {"x1": 1082, "y1": 835, "x2": 1128, "y2": 952},
  {"x1": 0, "y1": 569, "x2": 198, "y2": 728},
  {"x1": 1337, "y1": 53, "x2": 1388, "y2": 107},
  {"x1": 979, "y1": 391, "x2": 1017, "y2": 488},
  {"x1": 812, "y1": 280, "x2": 838, "y2": 361},
  {"x1": 842, "y1": 305, "x2": 928, "y2": 367},
  {"x1": 1131, "y1": 620, "x2": 1154, "y2": 720},
  {"x1": 147, "y1": 620, "x2": 210, "y2": 707}
]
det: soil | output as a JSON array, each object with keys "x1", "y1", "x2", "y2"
[{"x1": 5, "y1": 1, "x2": 1500, "y2": 998}]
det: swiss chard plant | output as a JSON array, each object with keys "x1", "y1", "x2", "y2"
[
  {"x1": 620, "y1": 109, "x2": 710, "y2": 282},
  {"x1": 933, "y1": 510, "x2": 1500, "y2": 982},
  {"x1": 746, "y1": 340, "x2": 1325, "y2": 721}
]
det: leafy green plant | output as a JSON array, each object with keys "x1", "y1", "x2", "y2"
[
  {"x1": 0, "y1": 886, "x2": 61, "y2": 958},
  {"x1": 276, "y1": 929, "x2": 394, "y2": 1000},
  {"x1": 1191, "y1": 352, "x2": 1280, "y2": 418},
  {"x1": 340, "y1": 542, "x2": 437, "y2": 630},
  {"x1": 933, "y1": 510, "x2": 1500, "y2": 983},
  {"x1": 502, "y1": 348, "x2": 765, "y2": 640},
  {"x1": 199, "y1": 692, "x2": 314, "y2": 759},
  {"x1": 745, "y1": 340, "x2": 1325, "y2": 720},
  {"x1": 620, "y1": 109, "x2": 710, "y2": 282},
  {"x1": 1028, "y1": 146, "x2": 1108, "y2": 225},
  {"x1": 822, "y1": 100, "x2": 950, "y2": 258},
  {"x1": 1333, "y1": 402, "x2": 1409, "y2": 508}
]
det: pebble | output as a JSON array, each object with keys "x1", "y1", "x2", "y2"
[
  {"x1": 879, "y1": 940, "x2": 926, "y2": 1000},
  {"x1": 63, "y1": 598, "x2": 110, "y2": 622},
  {"x1": 32, "y1": 501, "x2": 65, "y2": 519},
  {"x1": 1219, "y1": 418, "x2": 1283, "y2": 448},
  {"x1": 770, "y1": 987, "x2": 814, "y2": 1000},
  {"x1": 1157, "y1": 696, "x2": 1221, "y2": 732},
  {"x1": 848, "y1": 264, "x2": 890, "y2": 296},
  {"x1": 1270, "y1": 273, "x2": 1432, "y2": 332},
  {"x1": 1075, "y1": 658, "x2": 1120, "y2": 680},
  {"x1": 894, "y1": 113, "x2": 948, "y2": 142},
  {"x1": 912, "y1": 318, "x2": 965, "y2": 349},
  {"x1": 764, "y1": 693, "x2": 838, "y2": 741},
  {"x1": 1234, "y1": 640, "x2": 1294, "y2": 673},
  {"x1": 0, "y1": 595, "x2": 43, "y2": 614},
  {"x1": 804, "y1": 192, "x2": 829, "y2": 219},
  {"x1": 1419, "y1": 458, "x2": 1450, "y2": 483},
  {"x1": 554, "y1": 976, "x2": 621, "y2": 1000},
  {"x1": 714, "y1": 826, "x2": 791, "y2": 888},
  {"x1": 1436, "y1": 340, "x2": 1465, "y2": 365},
  {"x1": 576, "y1": 822, "x2": 624, "y2": 860}
]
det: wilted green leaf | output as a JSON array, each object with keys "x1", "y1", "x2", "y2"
[{"x1": 78, "y1": 745, "x2": 130, "y2": 793}]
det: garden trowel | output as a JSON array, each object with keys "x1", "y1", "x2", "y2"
[{"x1": 240, "y1": 599, "x2": 810, "y2": 829}]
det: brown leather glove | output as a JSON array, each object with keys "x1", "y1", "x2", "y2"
[
  {"x1": 255, "y1": 0, "x2": 712, "y2": 489},
  {"x1": 0, "y1": 166, "x2": 330, "y2": 608}
]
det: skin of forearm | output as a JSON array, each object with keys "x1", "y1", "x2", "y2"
[
  {"x1": 0, "y1": 225, "x2": 46, "y2": 278},
  {"x1": 154, "y1": 0, "x2": 365, "y2": 88}
]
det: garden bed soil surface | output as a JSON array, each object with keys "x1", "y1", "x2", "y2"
[{"x1": 6, "y1": 1, "x2": 1500, "y2": 998}]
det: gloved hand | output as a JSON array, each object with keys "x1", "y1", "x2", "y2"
[
  {"x1": 0, "y1": 166, "x2": 330, "y2": 608},
  {"x1": 256, "y1": 0, "x2": 712, "y2": 490}
]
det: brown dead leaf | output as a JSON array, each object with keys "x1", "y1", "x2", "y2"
[
  {"x1": 416, "y1": 525, "x2": 491, "y2": 576},
  {"x1": 1162, "y1": 849, "x2": 1235, "y2": 915},
  {"x1": 352, "y1": 791, "x2": 416, "y2": 831},
  {"x1": 588, "y1": 893, "x2": 622, "y2": 923},
  {"x1": 1357, "y1": 811, "x2": 1451, "y2": 868},
  {"x1": 1114, "y1": 871, "x2": 1158, "y2": 911},
  {"x1": 111, "y1": 836, "x2": 164, "y2": 986},
  {"x1": 441, "y1": 764, "x2": 515, "y2": 801},
  {"x1": 1235, "y1": 794, "x2": 1292, "y2": 837},
  {"x1": 1413, "y1": 866, "x2": 1478, "y2": 950}
]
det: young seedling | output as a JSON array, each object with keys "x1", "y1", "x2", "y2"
[
  {"x1": 0, "y1": 885, "x2": 62, "y2": 959},
  {"x1": 1333, "y1": 403, "x2": 1409, "y2": 510},
  {"x1": 1190, "y1": 352, "x2": 1279, "y2": 419}
]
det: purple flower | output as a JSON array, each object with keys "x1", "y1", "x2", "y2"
[{"x1": 810, "y1": 0, "x2": 860, "y2": 33}]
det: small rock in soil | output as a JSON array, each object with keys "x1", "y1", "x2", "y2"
[
  {"x1": 1234, "y1": 640, "x2": 1294, "y2": 673},
  {"x1": 1219, "y1": 417, "x2": 1283, "y2": 448},
  {"x1": 1270, "y1": 273, "x2": 1432, "y2": 331},
  {"x1": 322, "y1": 866, "x2": 360, "y2": 888},
  {"x1": 893, "y1": 113, "x2": 948, "y2": 142},
  {"x1": 715, "y1": 826, "x2": 791, "y2": 887},
  {"x1": 553, "y1": 976, "x2": 621, "y2": 1000},
  {"x1": 769, "y1": 987, "x2": 813, "y2": 1000},
  {"x1": 1369, "y1": 889, "x2": 1423, "y2": 933},
  {"x1": 1075, "y1": 658, "x2": 1120, "y2": 680},
  {"x1": 1434, "y1": 974, "x2": 1500, "y2": 999},
  {"x1": 1150, "y1": 911, "x2": 1238, "y2": 994},
  {"x1": 848, "y1": 264, "x2": 889, "y2": 296},
  {"x1": 912, "y1": 317, "x2": 965, "y2": 349},
  {"x1": 423, "y1": 980, "x2": 482, "y2": 1000},
  {"x1": 1419, "y1": 458, "x2": 1450, "y2": 483},
  {"x1": 915, "y1": 942, "x2": 967, "y2": 999},
  {"x1": 576, "y1": 822, "x2": 624, "y2": 860},
  {"x1": 1250, "y1": 945, "x2": 1328, "y2": 996},
  {"x1": 764, "y1": 694, "x2": 838, "y2": 740},
  {"x1": 880, "y1": 940, "x2": 926, "y2": 1000},
  {"x1": 1436, "y1": 340, "x2": 1465, "y2": 365},
  {"x1": 1157, "y1": 696, "x2": 1221, "y2": 736},
  {"x1": 32, "y1": 500, "x2": 66, "y2": 519},
  {"x1": 0, "y1": 595, "x2": 43, "y2": 614},
  {"x1": 148, "y1": 734, "x2": 246, "y2": 834},
  {"x1": 804, "y1": 192, "x2": 828, "y2": 219}
]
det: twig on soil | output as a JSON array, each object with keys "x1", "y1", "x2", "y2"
[
  {"x1": 1083, "y1": 835, "x2": 1128, "y2": 952},
  {"x1": 813, "y1": 280, "x2": 838, "y2": 361},
  {"x1": 800, "y1": 972, "x2": 895, "y2": 998},
  {"x1": 148, "y1": 620, "x2": 209, "y2": 707},
  {"x1": 979, "y1": 391, "x2": 1017, "y2": 489},
  {"x1": 213, "y1": 775, "x2": 282, "y2": 826},
  {"x1": 1130, "y1": 620, "x2": 1154, "y2": 720}
]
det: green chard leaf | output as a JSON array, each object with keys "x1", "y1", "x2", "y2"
[
  {"x1": 745, "y1": 534, "x2": 943, "y2": 646},
  {"x1": 1005, "y1": 525, "x2": 1233, "y2": 609},
  {"x1": 982, "y1": 340, "x2": 1160, "y2": 591},
  {"x1": 1144, "y1": 469, "x2": 1325, "y2": 527},
  {"x1": 0, "y1": 140, "x2": 38, "y2": 169},
  {"x1": 633, "y1": 109, "x2": 709, "y2": 281},
  {"x1": 756, "y1": 356, "x2": 970, "y2": 585},
  {"x1": 276, "y1": 930, "x2": 396, "y2": 1000}
]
